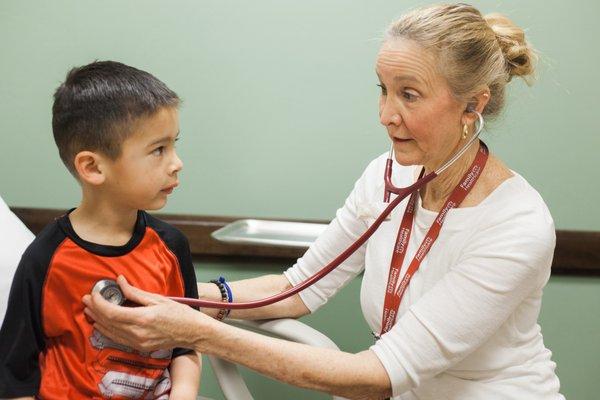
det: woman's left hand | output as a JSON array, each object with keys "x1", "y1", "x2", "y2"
[{"x1": 83, "y1": 275, "x2": 212, "y2": 352}]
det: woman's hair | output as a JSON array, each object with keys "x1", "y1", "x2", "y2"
[{"x1": 385, "y1": 3, "x2": 537, "y2": 118}]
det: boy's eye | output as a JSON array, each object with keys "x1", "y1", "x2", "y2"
[{"x1": 152, "y1": 146, "x2": 165, "y2": 156}]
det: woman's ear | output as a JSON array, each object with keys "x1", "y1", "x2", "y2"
[
  {"x1": 73, "y1": 151, "x2": 106, "y2": 185},
  {"x1": 463, "y1": 87, "x2": 491, "y2": 124}
]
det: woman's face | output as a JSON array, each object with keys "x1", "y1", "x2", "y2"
[{"x1": 376, "y1": 39, "x2": 466, "y2": 170}]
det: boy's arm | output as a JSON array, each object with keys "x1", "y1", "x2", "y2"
[
  {"x1": 0, "y1": 246, "x2": 47, "y2": 398},
  {"x1": 169, "y1": 352, "x2": 201, "y2": 399},
  {"x1": 154, "y1": 222, "x2": 202, "y2": 397}
]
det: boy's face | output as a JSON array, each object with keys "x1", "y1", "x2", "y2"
[{"x1": 102, "y1": 107, "x2": 183, "y2": 211}]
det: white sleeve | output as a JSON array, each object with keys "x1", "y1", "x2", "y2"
[
  {"x1": 0, "y1": 196, "x2": 35, "y2": 325},
  {"x1": 370, "y1": 208, "x2": 556, "y2": 396},
  {"x1": 283, "y1": 169, "x2": 371, "y2": 313}
]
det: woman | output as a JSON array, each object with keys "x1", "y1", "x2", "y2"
[{"x1": 84, "y1": 4, "x2": 563, "y2": 399}]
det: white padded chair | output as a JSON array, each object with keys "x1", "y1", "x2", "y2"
[{"x1": 208, "y1": 318, "x2": 347, "y2": 400}]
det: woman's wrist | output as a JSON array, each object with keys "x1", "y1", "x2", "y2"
[
  {"x1": 210, "y1": 277, "x2": 233, "y2": 320},
  {"x1": 189, "y1": 310, "x2": 220, "y2": 352},
  {"x1": 198, "y1": 282, "x2": 222, "y2": 301},
  {"x1": 197, "y1": 282, "x2": 222, "y2": 318}
]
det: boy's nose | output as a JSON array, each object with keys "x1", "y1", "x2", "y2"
[{"x1": 171, "y1": 153, "x2": 183, "y2": 174}]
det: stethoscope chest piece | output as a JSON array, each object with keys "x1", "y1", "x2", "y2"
[{"x1": 92, "y1": 279, "x2": 125, "y2": 306}]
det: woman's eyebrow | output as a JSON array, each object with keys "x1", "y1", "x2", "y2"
[
  {"x1": 375, "y1": 72, "x2": 421, "y2": 84},
  {"x1": 394, "y1": 74, "x2": 420, "y2": 83}
]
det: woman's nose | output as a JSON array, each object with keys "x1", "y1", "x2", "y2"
[{"x1": 379, "y1": 101, "x2": 402, "y2": 127}]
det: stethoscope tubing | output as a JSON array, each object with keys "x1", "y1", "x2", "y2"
[
  {"x1": 169, "y1": 171, "x2": 437, "y2": 309},
  {"x1": 170, "y1": 112, "x2": 485, "y2": 309}
]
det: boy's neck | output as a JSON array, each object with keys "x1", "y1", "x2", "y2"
[{"x1": 69, "y1": 193, "x2": 140, "y2": 247}]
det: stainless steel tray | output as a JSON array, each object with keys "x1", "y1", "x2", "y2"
[{"x1": 211, "y1": 219, "x2": 328, "y2": 248}]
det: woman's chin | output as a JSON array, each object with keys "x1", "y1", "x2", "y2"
[{"x1": 393, "y1": 153, "x2": 422, "y2": 167}]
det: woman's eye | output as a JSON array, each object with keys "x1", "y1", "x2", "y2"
[
  {"x1": 403, "y1": 91, "x2": 418, "y2": 101},
  {"x1": 152, "y1": 146, "x2": 165, "y2": 156},
  {"x1": 377, "y1": 84, "x2": 387, "y2": 95}
]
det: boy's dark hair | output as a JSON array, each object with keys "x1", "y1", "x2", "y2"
[{"x1": 52, "y1": 60, "x2": 180, "y2": 175}]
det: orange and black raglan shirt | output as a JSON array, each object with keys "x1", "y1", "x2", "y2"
[{"x1": 0, "y1": 210, "x2": 199, "y2": 399}]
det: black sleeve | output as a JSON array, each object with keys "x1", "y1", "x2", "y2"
[
  {"x1": 144, "y1": 213, "x2": 199, "y2": 358},
  {"x1": 174, "y1": 233, "x2": 199, "y2": 301},
  {"x1": 0, "y1": 223, "x2": 61, "y2": 397},
  {"x1": 169, "y1": 233, "x2": 200, "y2": 359},
  {"x1": 165, "y1": 229, "x2": 199, "y2": 303}
]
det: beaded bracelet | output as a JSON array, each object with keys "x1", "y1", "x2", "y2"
[{"x1": 209, "y1": 277, "x2": 232, "y2": 321}]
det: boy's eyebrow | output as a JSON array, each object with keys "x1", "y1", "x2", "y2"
[{"x1": 147, "y1": 131, "x2": 180, "y2": 147}]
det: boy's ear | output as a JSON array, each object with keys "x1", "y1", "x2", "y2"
[{"x1": 73, "y1": 151, "x2": 106, "y2": 185}]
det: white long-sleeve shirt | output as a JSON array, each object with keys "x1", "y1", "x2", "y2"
[
  {"x1": 284, "y1": 152, "x2": 564, "y2": 399},
  {"x1": 0, "y1": 195, "x2": 35, "y2": 325}
]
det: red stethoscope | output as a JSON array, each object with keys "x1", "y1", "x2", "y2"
[{"x1": 92, "y1": 111, "x2": 485, "y2": 310}]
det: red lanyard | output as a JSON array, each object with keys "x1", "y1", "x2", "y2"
[{"x1": 380, "y1": 142, "x2": 489, "y2": 336}]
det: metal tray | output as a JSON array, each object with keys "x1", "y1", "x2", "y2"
[{"x1": 211, "y1": 219, "x2": 328, "y2": 248}]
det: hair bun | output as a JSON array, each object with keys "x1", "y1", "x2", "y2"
[{"x1": 484, "y1": 13, "x2": 537, "y2": 83}]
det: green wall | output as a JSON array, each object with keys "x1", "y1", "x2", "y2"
[
  {"x1": 1, "y1": 0, "x2": 599, "y2": 229},
  {"x1": 1, "y1": 1, "x2": 598, "y2": 399}
]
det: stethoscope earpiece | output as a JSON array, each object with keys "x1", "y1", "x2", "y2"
[
  {"x1": 91, "y1": 279, "x2": 125, "y2": 306},
  {"x1": 384, "y1": 110, "x2": 485, "y2": 202}
]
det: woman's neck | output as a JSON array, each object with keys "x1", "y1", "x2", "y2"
[{"x1": 419, "y1": 141, "x2": 479, "y2": 211}]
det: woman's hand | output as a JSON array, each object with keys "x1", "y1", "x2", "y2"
[
  {"x1": 82, "y1": 275, "x2": 215, "y2": 352},
  {"x1": 83, "y1": 278, "x2": 392, "y2": 398}
]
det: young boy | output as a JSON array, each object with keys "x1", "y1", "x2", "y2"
[{"x1": 0, "y1": 61, "x2": 200, "y2": 399}]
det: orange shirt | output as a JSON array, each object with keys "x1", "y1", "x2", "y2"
[{"x1": 0, "y1": 211, "x2": 198, "y2": 399}]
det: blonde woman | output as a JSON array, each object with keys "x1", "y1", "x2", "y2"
[{"x1": 84, "y1": 4, "x2": 563, "y2": 399}]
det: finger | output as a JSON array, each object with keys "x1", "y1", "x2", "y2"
[
  {"x1": 116, "y1": 275, "x2": 165, "y2": 306},
  {"x1": 87, "y1": 291, "x2": 141, "y2": 324},
  {"x1": 93, "y1": 321, "x2": 160, "y2": 352},
  {"x1": 83, "y1": 306, "x2": 99, "y2": 322},
  {"x1": 93, "y1": 322, "x2": 137, "y2": 349}
]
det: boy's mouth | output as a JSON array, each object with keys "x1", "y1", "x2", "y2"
[{"x1": 161, "y1": 182, "x2": 179, "y2": 194}]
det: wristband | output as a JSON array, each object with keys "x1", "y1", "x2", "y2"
[
  {"x1": 219, "y1": 276, "x2": 233, "y2": 303},
  {"x1": 209, "y1": 277, "x2": 232, "y2": 320}
]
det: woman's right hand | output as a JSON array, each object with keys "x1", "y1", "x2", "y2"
[{"x1": 83, "y1": 275, "x2": 217, "y2": 352}]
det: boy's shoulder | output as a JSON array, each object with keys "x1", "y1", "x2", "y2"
[
  {"x1": 142, "y1": 211, "x2": 189, "y2": 247},
  {"x1": 20, "y1": 217, "x2": 68, "y2": 266}
]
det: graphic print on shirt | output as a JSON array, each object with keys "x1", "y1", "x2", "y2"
[
  {"x1": 99, "y1": 369, "x2": 171, "y2": 399},
  {"x1": 90, "y1": 329, "x2": 173, "y2": 398}
]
